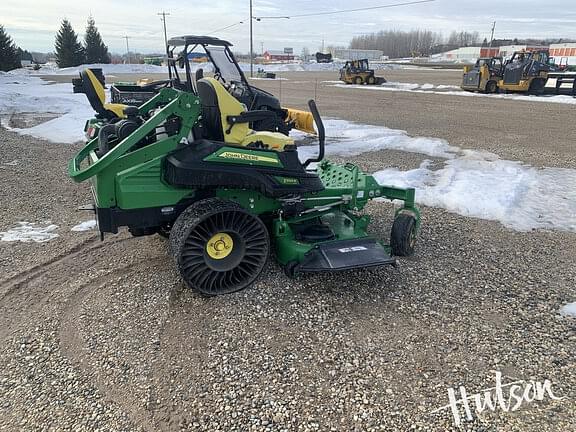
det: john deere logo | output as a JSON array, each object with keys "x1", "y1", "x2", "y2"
[{"x1": 219, "y1": 151, "x2": 278, "y2": 164}]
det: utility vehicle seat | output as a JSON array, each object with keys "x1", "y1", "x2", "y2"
[
  {"x1": 197, "y1": 77, "x2": 293, "y2": 151},
  {"x1": 81, "y1": 69, "x2": 129, "y2": 120}
]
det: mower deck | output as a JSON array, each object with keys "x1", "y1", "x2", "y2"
[{"x1": 295, "y1": 237, "x2": 396, "y2": 274}]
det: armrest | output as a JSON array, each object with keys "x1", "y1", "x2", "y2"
[
  {"x1": 225, "y1": 110, "x2": 277, "y2": 134},
  {"x1": 227, "y1": 110, "x2": 276, "y2": 124}
]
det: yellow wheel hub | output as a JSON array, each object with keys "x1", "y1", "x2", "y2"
[{"x1": 206, "y1": 233, "x2": 234, "y2": 259}]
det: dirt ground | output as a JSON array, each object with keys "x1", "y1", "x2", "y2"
[{"x1": 1, "y1": 68, "x2": 575, "y2": 431}]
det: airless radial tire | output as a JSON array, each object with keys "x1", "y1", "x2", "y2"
[{"x1": 169, "y1": 198, "x2": 270, "y2": 295}]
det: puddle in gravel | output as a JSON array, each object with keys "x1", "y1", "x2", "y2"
[{"x1": 2, "y1": 112, "x2": 61, "y2": 128}]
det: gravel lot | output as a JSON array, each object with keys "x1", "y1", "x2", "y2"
[{"x1": 0, "y1": 68, "x2": 575, "y2": 431}]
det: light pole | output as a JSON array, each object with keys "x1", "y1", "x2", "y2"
[
  {"x1": 124, "y1": 36, "x2": 131, "y2": 64},
  {"x1": 158, "y1": 11, "x2": 171, "y2": 55},
  {"x1": 250, "y1": 0, "x2": 254, "y2": 77},
  {"x1": 489, "y1": 21, "x2": 496, "y2": 48},
  {"x1": 249, "y1": 3, "x2": 290, "y2": 78}
]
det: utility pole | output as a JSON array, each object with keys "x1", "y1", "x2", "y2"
[
  {"x1": 124, "y1": 36, "x2": 131, "y2": 64},
  {"x1": 260, "y1": 42, "x2": 264, "y2": 56},
  {"x1": 489, "y1": 21, "x2": 496, "y2": 48},
  {"x1": 250, "y1": 0, "x2": 254, "y2": 77},
  {"x1": 158, "y1": 11, "x2": 170, "y2": 55}
]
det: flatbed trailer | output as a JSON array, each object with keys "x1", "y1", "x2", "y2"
[{"x1": 545, "y1": 72, "x2": 576, "y2": 96}]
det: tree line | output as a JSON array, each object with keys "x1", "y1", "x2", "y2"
[
  {"x1": 0, "y1": 17, "x2": 110, "y2": 72},
  {"x1": 349, "y1": 30, "x2": 481, "y2": 57}
]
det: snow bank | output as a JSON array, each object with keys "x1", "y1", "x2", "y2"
[
  {"x1": 296, "y1": 118, "x2": 576, "y2": 233},
  {"x1": 0, "y1": 222, "x2": 59, "y2": 242},
  {"x1": 295, "y1": 119, "x2": 458, "y2": 160},
  {"x1": 0, "y1": 74, "x2": 93, "y2": 143},
  {"x1": 71, "y1": 220, "x2": 97, "y2": 232},
  {"x1": 373, "y1": 156, "x2": 576, "y2": 232},
  {"x1": 8, "y1": 62, "x2": 167, "y2": 76},
  {"x1": 7, "y1": 60, "x2": 402, "y2": 77}
]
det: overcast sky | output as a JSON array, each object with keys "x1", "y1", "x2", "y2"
[{"x1": 2, "y1": 0, "x2": 576, "y2": 54}]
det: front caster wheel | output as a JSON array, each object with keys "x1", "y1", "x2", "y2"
[
  {"x1": 170, "y1": 198, "x2": 270, "y2": 295},
  {"x1": 390, "y1": 214, "x2": 417, "y2": 257}
]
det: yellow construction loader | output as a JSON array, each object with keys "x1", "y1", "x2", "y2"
[
  {"x1": 462, "y1": 57, "x2": 503, "y2": 93},
  {"x1": 339, "y1": 59, "x2": 386, "y2": 85}
]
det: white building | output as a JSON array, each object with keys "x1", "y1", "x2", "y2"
[
  {"x1": 549, "y1": 43, "x2": 576, "y2": 68},
  {"x1": 437, "y1": 46, "x2": 482, "y2": 62},
  {"x1": 497, "y1": 45, "x2": 547, "y2": 58},
  {"x1": 333, "y1": 48, "x2": 383, "y2": 61}
]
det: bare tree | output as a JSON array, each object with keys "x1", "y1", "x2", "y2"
[
  {"x1": 447, "y1": 31, "x2": 480, "y2": 47},
  {"x1": 350, "y1": 29, "x2": 481, "y2": 58},
  {"x1": 350, "y1": 29, "x2": 443, "y2": 58}
]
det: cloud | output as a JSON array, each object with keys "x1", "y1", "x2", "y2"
[{"x1": 2, "y1": 0, "x2": 575, "y2": 53}]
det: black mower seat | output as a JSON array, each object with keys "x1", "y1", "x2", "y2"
[
  {"x1": 197, "y1": 77, "x2": 293, "y2": 151},
  {"x1": 81, "y1": 69, "x2": 129, "y2": 120},
  {"x1": 163, "y1": 139, "x2": 325, "y2": 198}
]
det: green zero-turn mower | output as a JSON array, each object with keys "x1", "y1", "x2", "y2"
[{"x1": 69, "y1": 75, "x2": 421, "y2": 295}]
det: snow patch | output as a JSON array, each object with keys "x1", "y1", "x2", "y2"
[
  {"x1": 249, "y1": 76, "x2": 288, "y2": 81},
  {"x1": 381, "y1": 81, "x2": 421, "y2": 90},
  {"x1": 436, "y1": 84, "x2": 462, "y2": 90},
  {"x1": 294, "y1": 119, "x2": 459, "y2": 160},
  {"x1": 0, "y1": 74, "x2": 94, "y2": 143},
  {"x1": 373, "y1": 156, "x2": 576, "y2": 232},
  {"x1": 560, "y1": 303, "x2": 576, "y2": 317},
  {"x1": 297, "y1": 118, "x2": 576, "y2": 232},
  {"x1": 0, "y1": 222, "x2": 59, "y2": 243},
  {"x1": 71, "y1": 220, "x2": 97, "y2": 232},
  {"x1": 332, "y1": 82, "x2": 576, "y2": 105}
]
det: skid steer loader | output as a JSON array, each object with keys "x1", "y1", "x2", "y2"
[
  {"x1": 461, "y1": 57, "x2": 503, "y2": 93},
  {"x1": 339, "y1": 59, "x2": 386, "y2": 85}
]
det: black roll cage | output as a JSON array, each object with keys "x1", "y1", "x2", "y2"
[{"x1": 166, "y1": 35, "x2": 254, "y2": 99}]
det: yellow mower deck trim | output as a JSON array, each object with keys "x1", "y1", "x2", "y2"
[{"x1": 285, "y1": 108, "x2": 316, "y2": 135}]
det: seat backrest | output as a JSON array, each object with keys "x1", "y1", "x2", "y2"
[
  {"x1": 196, "y1": 77, "x2": 249, "y2": 144},
  {"x1": 81, "y1": 69, "x2": 109, "y2": 117}
]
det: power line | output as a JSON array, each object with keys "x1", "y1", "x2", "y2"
[
  {"x1": 210, "y1": 0, "x2": 435, "y2": 33},
  {"x1": 255, "y1": 0, "x2": 435, "y2": 19},
  {"x1": 207, "y1": 20, "x2": 246, "y2": 35}
]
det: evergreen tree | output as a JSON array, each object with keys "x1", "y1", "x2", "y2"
[
  {"x1": 84, "y1": 16, "x2": 110, "y2": 64},
  {"x1": 0, "y1": 25, "x2": 21, "y2": 72},
  {"x1": 55, "y1": 19, "x2": 85, "y2": 67}
]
